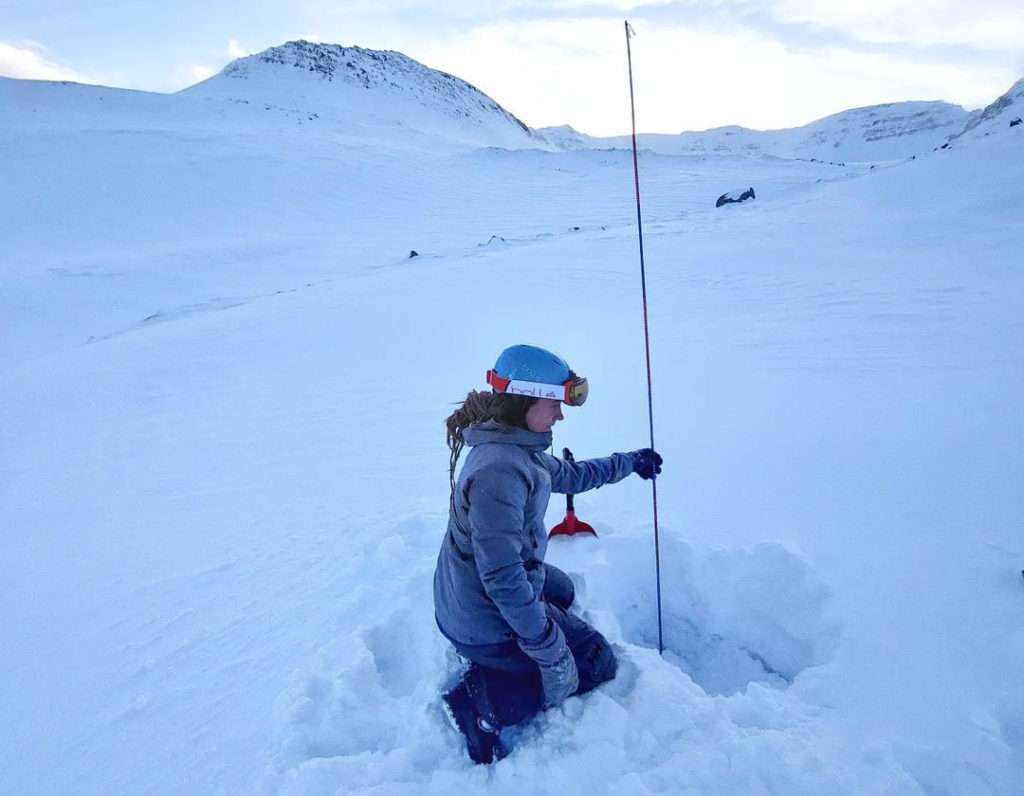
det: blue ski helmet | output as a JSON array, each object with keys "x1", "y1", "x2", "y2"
[
  {"x1": 494, "y1": 345, "x2": 571, "y2": 384},
  {"x1": 487, "y1": 344, "x2": 588, "y2": 406}
]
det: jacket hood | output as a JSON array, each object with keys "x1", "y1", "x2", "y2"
[{"x1": 463, "y1": 421, "x2": 552, "y2": 451}]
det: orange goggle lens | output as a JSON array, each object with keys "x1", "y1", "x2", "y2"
[{"x1": 565, "y1": 376, "x2": 588, "y2": 406}]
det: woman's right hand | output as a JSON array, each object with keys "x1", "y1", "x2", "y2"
[{"x1": 630, "y1": 448, "x2": 663, "y2": 480}]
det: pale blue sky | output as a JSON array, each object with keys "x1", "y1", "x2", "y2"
[{"x1": 2, "y1": 1, "x2": 1021, "y2": 135}]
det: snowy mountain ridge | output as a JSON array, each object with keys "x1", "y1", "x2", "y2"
[
  {"x1": 950, "y1": 77, "x2": 1024, "y2": 142},
  {"x1": 182, "y1": 40, "x2": 543, "y2": 150},
  {"x1": 3, "y1": 37, "x2": 1018, "y2": 160},
  {"x1": 540, "y1": 100, "x2": 972, "y2": 162}
]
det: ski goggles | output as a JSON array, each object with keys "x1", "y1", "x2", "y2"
[{"x1": 486, "y1": 369, "x2": 589, "y2": 406}]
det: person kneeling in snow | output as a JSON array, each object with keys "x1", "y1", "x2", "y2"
[{"x1": 434, "y1": 344, "x2": 662, "y2": 763}]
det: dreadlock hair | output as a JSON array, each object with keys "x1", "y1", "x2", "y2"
[{"x1": 445, "y1": 390, "x2": 535, "y2": 508}]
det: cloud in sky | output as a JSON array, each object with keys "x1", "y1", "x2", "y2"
[
  {"x1": 189, "y1": 64, "x2": 216, "y2": 80},
  {"x1": 228, "y1": 39, "x2": 249, "y2": 59},
  {"x1": 297, "y1": 0, "x2": 1024, "y2": 55},
  {"x1": 0, "y1": 40, "x2": 87, "y2": 82},
  {"x1": 380, "y1": 11, "x2": 1017, "y2": 134},
  {"x1": 768, "y1": 0, "x2": 1024, "y2": 50}
]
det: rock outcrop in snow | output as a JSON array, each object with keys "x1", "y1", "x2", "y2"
[{"x1": 716, "y1": 187, "x2": 756, "y2": 208}]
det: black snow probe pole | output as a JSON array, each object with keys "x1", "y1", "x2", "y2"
[{"x1": 624, "y1": 20, "x2": 664, "y2": 655}]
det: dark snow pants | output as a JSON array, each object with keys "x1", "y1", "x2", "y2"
[{"x1": 449, "y1": 563, "x2": 618, "y2": 729}]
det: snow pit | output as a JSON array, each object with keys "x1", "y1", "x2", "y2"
[{"x1": 550, "y1": 534, "x2": 841, "y2": 696}]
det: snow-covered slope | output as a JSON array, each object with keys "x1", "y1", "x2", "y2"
[
  {"x1": 2, "y1": 53, "x2": 1023, "y2": 796},
  {"x1": 542, "y1": 100, "x2": 969, "y2": 162},
  {"x1": 182, "y1": 40, "x2": 543, "y2": 150}
]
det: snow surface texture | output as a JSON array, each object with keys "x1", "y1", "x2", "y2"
[{"x1": 2, "y1": 45, "x2": 1023, "y2": 795}]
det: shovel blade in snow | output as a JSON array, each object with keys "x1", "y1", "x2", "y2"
[{"x1": 548, "y1": 509, "x2": 597, "y2": 539}]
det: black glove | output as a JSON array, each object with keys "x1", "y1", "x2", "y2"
[{"x1": 631, "y1": 448, "x2": 663, "y2": 480}]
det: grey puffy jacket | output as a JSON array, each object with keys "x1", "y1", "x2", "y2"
[{"x1": 433, "y1": 421, "x2": 634, "y2": 656}]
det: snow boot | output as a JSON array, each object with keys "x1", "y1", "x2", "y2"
[{"x1": 442, "y1": 674, "x2": 507, "y2": 764}]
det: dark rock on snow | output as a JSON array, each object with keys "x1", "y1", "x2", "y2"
[{"x1": 716, "y1": 187, "x2": 756, "y2": 208}]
